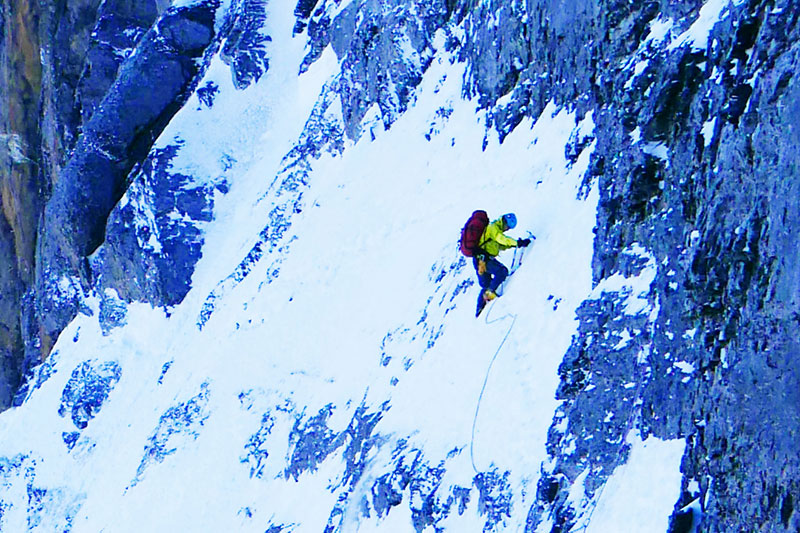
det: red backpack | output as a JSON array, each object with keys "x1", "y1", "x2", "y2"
[{"x1": 459, "y1": 210, "x2": 489, "y2": 257}]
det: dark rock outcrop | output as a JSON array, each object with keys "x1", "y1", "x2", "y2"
[
  {"x1": 0, "y1": 215, "x2": 23, "y2": 406},
  {"x1": 0, "y1": 0, "x2": 169, "y2": 407},
  {"x1": 91, "y1": 143, "x2": 221, "y2": 314},
  {"x1": 58, "y1": 359, "x2": 122, "y2": 431},
  {"x1": 4, "y1": 0, "x2": 271, "y2": 385},
  {"x1": 34, "y1": 1, "x2": 220, "y2": 359},
  {"x1": 39, "y1": 0, "x2": 169, "y2": 170},
  {"x1": 297, "y1": 0, "x2": 452, "y2": 139},
  {"x1": 500, "y1": 1, "x2": 800, "y2": 531},
  {"x1": 220, "y1": 0, "x2": 271, "y2": 89},
  {"x1": 0, "y1": 0, "x2": 44, "y2": 408}
]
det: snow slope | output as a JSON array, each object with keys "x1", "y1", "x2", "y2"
[{"x1": 0, "y1": 2, "x2": 684, "y2": 532}]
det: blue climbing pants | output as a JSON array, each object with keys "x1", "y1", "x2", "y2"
[{"x1": 473, "y1": 256, "x2": 508, "y2": 293}]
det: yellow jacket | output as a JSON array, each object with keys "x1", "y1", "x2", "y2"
[{"x1": 479, "y1": 219, "x2": 518, "y2": 257}]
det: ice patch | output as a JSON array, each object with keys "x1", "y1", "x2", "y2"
[
  {"x1": 642, "y1": 141, "x2": 670, "y2": 163},
  {"x1": 646, "y1": 17, "x2": 675, "y2": 45},
  {"x1": 624, "y1": 59, "x2": 650, "y2": 89},
  {"x1": 701, "y1": 117, "x2": 717, "y2": 147},
  {"x1": 583, "y1": 432, "x2": 685, "y2": 533},
  {"x1": 590, "y1": 244, "x2": 657, "y2": 317},
  {"x1": 668, "y1": 0, "x2": 731, "y2": 51}
]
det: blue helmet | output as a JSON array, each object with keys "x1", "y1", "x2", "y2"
[{"x1": 502, "y1": 213, "x2": 517, "y2": 230}]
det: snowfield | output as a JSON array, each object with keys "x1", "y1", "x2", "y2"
[{"x1": 0, "y1": 2, "x2": 685, "y2": 532}]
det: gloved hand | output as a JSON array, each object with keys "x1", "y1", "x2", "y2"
[
  {"x1": 517, "y1": 238, "x2": 531, "y2": 247},
  {"x1": 477, "y1": 259, "x2": 487, "y2": 275}
]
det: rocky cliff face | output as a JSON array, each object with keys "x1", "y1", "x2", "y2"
[
  {"x1": 509, "y1": 1, "x2": 800, "y2": 531},
  {"x1": 0, "y1": 0, "x2": 42, "y2": 407},
  {"x1": 36, "y1": 0, "x2": 221, "y2": 355},
  {"x1": 1, "y1": 0, "x2": 245, "y2": 392},
  {"x1": 1, "y1": 0, "x2": 798, "y2": 530},
  {"x1": 0, "y1": 0, "x2": 170, "y2": 404}
]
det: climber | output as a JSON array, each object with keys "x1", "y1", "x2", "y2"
[{"x1": 473, "y1": 213, "x2": 531, "y2": 316}]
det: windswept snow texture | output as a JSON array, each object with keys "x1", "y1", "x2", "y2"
[
  {"x1": 584, "y1": 433, "x2": 685, "y2": 533},
  {"x1": 0, "y1": 3, "x2": 684, "y2": 532}
]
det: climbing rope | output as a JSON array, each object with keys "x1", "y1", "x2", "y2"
[
  {"x1": 466, "y1": 236, "x2": 650, "y2": 531},
  {"x1": 469, "y1": 248, "x2": 524, "y2": 474}
]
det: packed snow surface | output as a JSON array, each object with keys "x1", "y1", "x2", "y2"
[{"x1": 0, "y1": 2, "x2": 685, "y2": 532}]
